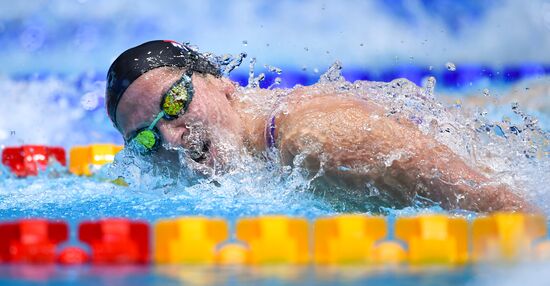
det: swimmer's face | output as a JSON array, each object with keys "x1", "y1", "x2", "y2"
[{"x1": 116, "y1": 67, "x2": 243, "y2": 171}]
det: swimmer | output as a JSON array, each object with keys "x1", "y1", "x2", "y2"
[{"x1": 106, "y1": 40, "x2": 533, "y2": 213}]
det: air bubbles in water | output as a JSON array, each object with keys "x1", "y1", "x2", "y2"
[
  {"x1": 446, "y1": 62, "x2": 457, "y2": 71},
  {"x1": 242, "y1": 40, "x2": 248, "y2": 46},
  {"x1": 483, "y1": 88, "x2": 490, "y2": 97}
]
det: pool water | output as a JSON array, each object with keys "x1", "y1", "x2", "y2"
[{"x1": 2, "y1": 264, "x2": 550, "y2": 286}]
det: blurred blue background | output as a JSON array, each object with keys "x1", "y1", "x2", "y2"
[
  {"x1": 2, "y1": 0, "x2": 550, "y2": 78},
  {"x1": 0, "y1": 0, "x2": 549, "y2": 147}
]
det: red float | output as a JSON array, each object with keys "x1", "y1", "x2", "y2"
[
  {"x1": 57, "y1": 247, "x2": 89, "y2": 265},
  {"x1": 1, "y1": 145, "x2": 66, "y2": 177},
  {"x1": 0, "y1": 219, "x2": 68, "y2": 263},
  {"x1": 79, "y1": 219, "x2": 149, "y2": 264}
]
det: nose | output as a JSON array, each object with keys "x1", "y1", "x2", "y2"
[{"x1": 156, "y1": 121, "x2": 189, "y2": 148}]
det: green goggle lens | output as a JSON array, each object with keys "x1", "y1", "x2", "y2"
[
  {"x1": 163, "y1": 84, "x2": 188, "y2": 116},
  {"x1": 134, "y1": 129, "x2": 158, "y2": 151}
]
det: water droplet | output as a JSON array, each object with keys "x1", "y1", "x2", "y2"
[
  {"x1": 301, "y1": 66, "x2": 307, "y2": 71},
  {"x1": 365, "y1": 181, "x2": 380, "y2": 197},
  {"x1": 313, "y1": 68, "x2": 319, "y2": 73},
  {"x1": 219, "y1": 54, "x2": 232, "y2": 65},
  {"x1": 80, "y1": 91, "x2": 99, "y2": 110},
  {"x1": 326, "y1": 51, "x2": 330, "y2": 54},
  {"x1": 10, "y1": 131, "x2": 15, "y2": 136},
  {"x1": 268, "y1": 77, "x2": 282, "y2": 89},
  {"x1": 480, "y1": 109, "x2": 488, "y2": 117},
  {"x1": 482, "y1": 88, "x2": 490, "y2": 96},
  {"x1": 247, "y1": 57, "x2": 257, "y2": 87},
  {"x1": 221, "y1": 53, "x2": 247, "y2": 76},
  {"x1": 446, "y1": 62, "x2": 456, "y2": 71},
  {"x1": 247, "y1": 58, "x2": 267, "y2": 88},
  {"x1": 266, "y1": 43, "x2": 270, "y2": 47},
  {"x1": 319, "y1": 61, "x2": 344, "y2": 83},
  {"x1": 359, "y1": 43, "x2": 364, "y2": 47},
  {"x1": 187, "y1": 44, "x2": 199, "y2": 52},
  {"x1": 264, "y1": 65, "x2": 282, "y2": 75},
  {"x1": 428, "y1": 65, "x2": 433, "y2": 71},
  {"x1": 338, "y1": 166, "x2": 351, "y2": 172},
  {"x1": 304, "y1": 47, "x2": 309, "y2": 51},
  {"x1": 423, "y1": 76, "x2": 436, "y2": 98},
  {"x1": 242, "y1": 40, "x2": 248, "y2": 46}
]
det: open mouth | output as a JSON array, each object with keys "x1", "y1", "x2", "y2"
[{"x1": 189, "y1": 140, "x2": 210, "y2": 163}]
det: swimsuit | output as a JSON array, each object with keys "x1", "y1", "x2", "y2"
[{"x1": 266, "y1": 116, "x2": 277, "y2": 149}]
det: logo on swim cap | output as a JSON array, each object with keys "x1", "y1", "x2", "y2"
[{"x1": 163, "y1": 40, "x2": 183, "y2": 48}]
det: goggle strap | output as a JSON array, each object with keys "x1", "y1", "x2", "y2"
[{"x1": 148, "y1": 111, "x2": 165, "y2": 130}]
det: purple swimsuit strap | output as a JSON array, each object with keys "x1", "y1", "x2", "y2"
[{"x1": 266, "y1": 116, "x2": 277, "y2": 149}]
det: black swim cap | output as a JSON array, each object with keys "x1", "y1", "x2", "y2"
[{"x1": 106, "y1": 40, "x2": 221, "y2": 129}]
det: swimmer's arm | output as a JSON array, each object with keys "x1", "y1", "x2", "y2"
[{"x1": 277, "y1": 97, "x2": 532, "y2": 213}]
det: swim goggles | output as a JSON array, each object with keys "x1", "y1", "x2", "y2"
[{"x1": 128, "y1": 72, "x2": 194, "y2": 153}]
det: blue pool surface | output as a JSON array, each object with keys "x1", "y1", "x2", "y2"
[{"x1": 1, "y1": 264, "x2": 550, "y2": 286}]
